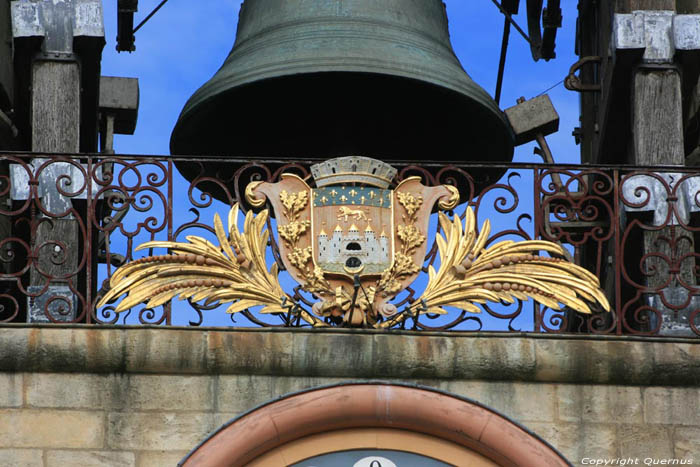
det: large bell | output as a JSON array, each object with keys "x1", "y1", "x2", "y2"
[{"x1": 170, "y1": 0, "x2": 514, "y2": 183}]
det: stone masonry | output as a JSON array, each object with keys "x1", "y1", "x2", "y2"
[{"x1": 0, "y1": 326, "x2": 699, "y2": 466}]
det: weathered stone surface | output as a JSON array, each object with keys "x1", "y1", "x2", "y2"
[
  {"x1": 125, "y1": 328, "x2": 207, "y2": 374},
  {"x1": 644, "y1": 387, "x2": 700, "y2": 424},
  {"x1": 269, "y1": 375, "x2": 351, "y2": 399},
  {"x1": 447, "y1": 380, "x2": 556, "y2": 423},
  {"x1": 445, "y1": 380, "x2": 491, "y2": 404},
  {"x1": 556, "y1": 385, "x2": 644, "y2": 424},
  {"x1": 454, "y1": 337, "x2": 535, "y2": 380},
  {"x1": 0, "y1": 449, "x2": 43, "y2": 467},
  {"x1": 292, "y1": 331, "x2": 373, "y2": 377},
  {"x1": 501, "y1": 383, "x2": 557, "y2": 422},
  {"x1": 535, "y1": 339, "x2": 594, "y2": 382},
  {"x1": 107, "y1": 412, "x2": 214, "y2": 450},
  {"x1": 1, "y1": 327, "x2": 699, "y2": 386},
  {"x1": 651, "y1": 342, "x2": 700, "y2": 383},
  {"x1": 46, "y1": 450, "x2": 135, "y2": 467},
  {"x1": 527, "y1": 422, "x2": 618, "y2": 465},
  {"x1": 25, "y1": 373, "x2": 211, "y2": 411},
  {"x1": 525, "y1": 423, "x2": 576, "y2": 462},
  {"x1": 216, "y1": 375, "x2": 274, "y2": 413},
  {"x1": 25, "y1": 373, "x2": 203, "y2": 411},
  {"x1": 673, "y1": 426, "x2": 700, "y2": 459},
  {"x1": 207, "y1": 330, "x2": 292, "y2": 374},
  {"x1": 136, "y1": 450, "x2": 190, "y2": 467},
  {"x1": 124, "y1": 375, "x2": 213, "y2": 411},
  {"x1": 4, "y1": 327, "x2": 95, "y2": 372},
  {"x1": 0, "y1": 370, "x2": 696, "y2": 462},
  {"x1": 618, "y1": 425, "x2": 674, "y2": 459},
  {"x1": 0, "y1": 373, "x2": 22, "y2": 407},
  {"x1": 0, "y1": 409, "x2": 104, "y2": 448},
  {"x1": 575, "y1": 424, "x2": 619, "y2": 462},
  {"x1": 26, "y1": 373, "x2": 111, "y2": 409},
  {"x1": 0, "y1": 327, "x2": 125, "y2": 373},
  {"x1": 533, "y1": 338, "x2": 659, "y2": 384},
  {"x1": 373, "y1": 333, "x2": 456, "y2": 379}
]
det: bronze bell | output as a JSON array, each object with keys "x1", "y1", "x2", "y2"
[{"x1": 170, "y1": 0, "x2": 514, "y2": 188}]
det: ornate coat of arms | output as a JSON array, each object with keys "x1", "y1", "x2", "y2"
[
  {"x1": 245, "y1": 157, "x2": 459, "y2": 326},
  {"x1": 98, "y1": 157, "x2": 609, "y2": 328}
]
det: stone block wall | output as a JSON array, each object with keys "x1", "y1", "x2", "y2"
[{"x1": 0, "y1": 326, "x2": 699, "y2": 466}]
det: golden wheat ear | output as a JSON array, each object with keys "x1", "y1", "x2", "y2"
[
  {"x1": 409, "y1": 207, "x2": 611, "y2": 318},
  {"x1": 96, "y1": 204, "x2": 292, "y2": 316}
]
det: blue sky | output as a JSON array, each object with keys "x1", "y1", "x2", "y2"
[
  {"x1": 101, "y1": 0, "x2": 581, "y2": 165},
  {"x1": 96, "y1": 1, "x2": 583, "y2": 327}
]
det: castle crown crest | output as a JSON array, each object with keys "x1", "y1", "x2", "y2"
[{"x1": 311, "y1": 156, "x2": 397, "y2": 188}]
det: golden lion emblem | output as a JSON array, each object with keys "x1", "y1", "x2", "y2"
[{"x1": 336, "y1": 206, "x2": 368, "y2": 222}]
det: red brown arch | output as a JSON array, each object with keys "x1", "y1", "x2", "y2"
[{"x1": 180, "y1": 383, "x2": 569, "y2": 467}]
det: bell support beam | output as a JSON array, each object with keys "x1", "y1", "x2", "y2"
[
  {"x1": 10, "y1": 0, "x2": 104, "y2": 322},
  {"x1": 613, "y1": 9, "x2": 700, "y2": 335}
]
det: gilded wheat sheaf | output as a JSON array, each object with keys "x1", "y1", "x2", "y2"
[{"x1": 98, "y1": 190, "x2": 609, "y2": 328}]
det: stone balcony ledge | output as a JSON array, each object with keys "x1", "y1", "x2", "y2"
[{"x1": 1, "y1": 324, "x2": 699, "y2": 386}]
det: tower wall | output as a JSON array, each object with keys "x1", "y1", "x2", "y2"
[{"x1": 0, "y1": 326, "x2": 698, "y2": 466}]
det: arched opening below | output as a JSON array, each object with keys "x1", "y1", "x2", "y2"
[
  {"x1": 180, "y1": 383, "x2": 569, "y2": 467},
  {"x1": 249, "y1": 428, "x2": 498, "y2": 466}
]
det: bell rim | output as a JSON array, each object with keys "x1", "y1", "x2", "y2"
[
  {"x1": 171, "y1": 69, "x2": 514, "y2": 159},
  {"x1": 176, "y1": 61, "x2": 506, "y2": 128}
]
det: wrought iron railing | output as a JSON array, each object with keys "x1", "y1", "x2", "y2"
[{"x1": 0, "y1": 152, "x2": 698, "y2": 336}]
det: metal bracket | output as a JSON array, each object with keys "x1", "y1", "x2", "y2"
[
  {"x1": 527, "y1": 0, "x2": 562, "y2": 61},
  {"x1": 117, "y1": 0, "x2": 137, "y2": 52},
  {"x1": 35, "y1": 51, "x2": 79, "y2": 63},
  {"x1": 564, "y1": 56, "x2": 602, "y2": 92}
]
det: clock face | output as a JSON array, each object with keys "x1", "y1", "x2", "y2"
[{"x1": 290, "y1": 450, "x2": 453, "y2": 467}]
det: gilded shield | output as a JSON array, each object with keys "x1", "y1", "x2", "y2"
[
  {"x1": 312, "y1": 186, "x2": 393, "y2": 278},
  {"x1": 245, "y1": 157, "x2": 460, "y2": 325}
]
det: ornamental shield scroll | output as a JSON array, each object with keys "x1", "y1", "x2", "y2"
[{"x1": 246, "y1": 157, "x2": 458, "y2": 326}]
